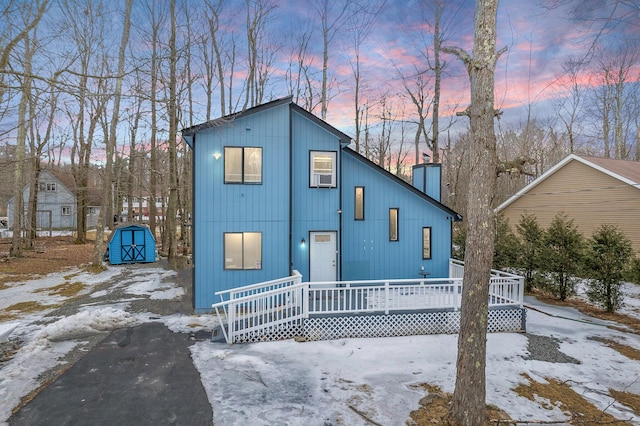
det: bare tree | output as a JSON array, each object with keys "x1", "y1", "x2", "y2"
[
  {"x1": 345, "y1": 1, "x2": 385, "y2": 153},
  {"x1": 243, "y1": 0, "x2": 278, "y2": 109},
  {"x1": 93, "y1": 0, "x2": 132, "y2": 267},
  {"x1": 442, "y1": 0, "x2": 506, "y2": 423},
  {"x1": 0, "y1": 0, "x2": 48, "y2": 106},
  {"x1": 284, "y1": 23, "x2": 317, "y2": 112},
  {"x1": 10, "y1": 18, "x2": 36, "y2": 256},
  {"x1": 309, "y1": 0, "x2": 352, "y2": 120},
  {"x1": 426, "y1": 0, "x2": 447, "y2": 164},
  {"x1": 556, "y1": 57, "x2": 586, "y2": 153},
  {"x1": 165, "y1": 0, "x2": 179, "y2": 261},
  {"x1": 399, "y1": 67, "x2": 432, "y2": 165},
  {"x1": 6, "y1": 0, "x2": 49, "y2": 257}
]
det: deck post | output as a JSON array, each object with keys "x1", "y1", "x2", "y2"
[
  {"x1": 518, "y1": 276, "x2": 524, "y2": 307},
  {"x1": 384, "y1": 281, "x2": 390, "y2": 314},
  {"x1": 228, "y1": 300, "x2": 235, "y2": 343},
  {"x1": 302, "y1": 283, "x2": 309, "y2": 319}
]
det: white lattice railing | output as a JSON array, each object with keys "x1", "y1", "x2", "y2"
[{"x1": 212, "y1": 261, "x2": 524, "y2": 343}]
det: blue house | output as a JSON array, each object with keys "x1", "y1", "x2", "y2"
[{"x1": 182, "y1": 96, "x2": 462, "y2": 313}]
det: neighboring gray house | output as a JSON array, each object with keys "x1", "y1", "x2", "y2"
[{"x1": 7, "y1": 170, "x2": 101, "y2": 231}]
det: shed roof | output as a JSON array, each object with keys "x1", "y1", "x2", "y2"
[{"x1": 496, "y1": 154, "x2": 640, "y2": 212}]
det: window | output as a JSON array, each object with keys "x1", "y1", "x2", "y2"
[
  {"x1": 61, "y1": 206, "x2": 71, "y2": 216},
  {"x1": 224, "y1": 147, "x2": 262, "y2": 184},
  {"x1": 40, "y1": 182, "x2": 56, "y2": 191},
  {"x1": 87, "y1": 207, "x2": 97, "y2": 215},
  {"x1": 310, "y1": 151, "x2": 336, "y2": 187},
  {"x1": 389, "y1": 208, "x2": 399, "y2": 241},
  {"x1": 224, "y1": 232, "x2": 262, "y2": 270},
  {"x1": 422, "y1": 227, "x2": 432, "y2": 259},
  {"x1": 354, "y1": 186, "x2": 364, "y2": 220}
]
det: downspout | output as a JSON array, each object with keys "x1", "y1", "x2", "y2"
[
  {"x1": 191, "y1": 133, "x2": 196, "y2": 309},
  {"x1": 288, "y1": 106, "x2": 293, "y2": 276}
]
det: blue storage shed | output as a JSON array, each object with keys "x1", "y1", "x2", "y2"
[{"x1": 107, "y1": 224, "x2": 156, "y2": 265}]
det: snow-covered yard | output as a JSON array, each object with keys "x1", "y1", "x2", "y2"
[{"x1": 1, "y1": 264, "x2": 640, "y2": 425}]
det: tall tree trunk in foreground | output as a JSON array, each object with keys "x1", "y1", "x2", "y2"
[
  {"x1": 443, "y1": 1, "x2": 505, "y2": 424},
  {"x1": 166, "y1": 0, "x2": 179, "y2": 261}
]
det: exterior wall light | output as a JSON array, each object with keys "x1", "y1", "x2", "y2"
[
  {"x1": 213, "y1": 152, "x2": 221, "y2": 160},
  {"x1": 301, "y1": 238, "x2": 306, "y2": 246}
]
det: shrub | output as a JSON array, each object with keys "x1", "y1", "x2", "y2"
[
  {"x1": 540, "y1": 212, "x2": 584, "y2": 301},
  {"x1": 584, "y1": 224, "x2": 633, "y2": 312},
  {"x1": 515, "y1": 213, "x2": 543, "y2": 291},
  {"x1": 452, "y1": 222, "x2": 466, "y2": 260},
  {"x1": 493, "y1": 214, "x2": 519, "y2": 270}
]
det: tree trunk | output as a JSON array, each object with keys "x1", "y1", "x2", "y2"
[
  {"x1": 93, "y1": 0, "x2": 132, "y2": 267},
  {"x1": 166, "y1": 0, "x2": 179, "y2": 261},
  {"x1": 443, "y1": 1, "x2": 504, "y2": 424}
]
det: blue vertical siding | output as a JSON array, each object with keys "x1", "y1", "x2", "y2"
[
  {"x1": 188, "y1": 98, "x2": 459, "y2": 312},
  {"x1": 192, "y1": 104, "x2": 291, "y2": 311},
  {"x1": 412, "y1": 164, "x2": 442, "y2": 202},
  {"x1": 341, "y1": 152, "x2": 452, "y2": 280},
  {"x1": 290, "y1": 110, "x2": 341, "y2": 280}
]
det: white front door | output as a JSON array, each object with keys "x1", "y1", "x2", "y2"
[{"x1": 309, "y1": 231, "x2": 337, "y2": 282}]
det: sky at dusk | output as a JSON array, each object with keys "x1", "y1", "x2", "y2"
[
  {"x1": 2, "y1": 0, "x2": 640, "y2": 163},
  {"x1": 260, "y1": 0, "x2": 640, "y2": 133}
]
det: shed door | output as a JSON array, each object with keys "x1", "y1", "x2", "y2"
[
  {"x1": 121, "y1": 229, "x2": 146, "y2": 262},
  {"x1": 309, "y1": 231, "x2": 337, "y2": 282}
]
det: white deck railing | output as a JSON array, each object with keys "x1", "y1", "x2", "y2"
[{"x1": 212, "y1": 260, "x2": 524, "y2": 343}]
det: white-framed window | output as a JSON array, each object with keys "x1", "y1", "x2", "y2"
[
  {"x1": 310, "y1": 151, "x2": 336, "y2": 188},
  {"x1": 224, "y1": 147, "x2": 262, "y2": 184},
  {"x1": 40, "y1": 182, "x2": 56, "y2": 191},
  {"x1": 87, "y1": 207, "x2": 97, "y2": 215},
  {"x1": 61, "y1": 206, "x2": 71, "y2": 216},
  {"x1": 224, "y1": 232, "x2": 262, "y2": 270}
]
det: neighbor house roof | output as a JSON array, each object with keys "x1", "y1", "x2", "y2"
[{"x1": 495, "y1": 153, "x2": 640, "y2": 212}]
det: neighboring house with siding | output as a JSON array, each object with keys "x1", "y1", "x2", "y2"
[
  {"x1": 7, "y1": 169, "x2": 101, "y2": 230},
  {"x1": 182, "y1": 96, "x2": 462, "y2": 313},
  {"x1": 496, "y1": 154, "x2": 640, "y2": 253}
]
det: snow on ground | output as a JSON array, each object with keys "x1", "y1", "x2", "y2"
[
  {"x1": 1, "y1": 265, "x2": 640, "y2": 425},
  {"x1": 190, "y1": 282, "x2": 640, "y2": 425},
  {"x1": 0, "y1": 265, "x2": 187, "y2": 425}
]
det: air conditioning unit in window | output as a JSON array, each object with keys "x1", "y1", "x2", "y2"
[{"x1": 314, "y1": 173, "x2": 333, "y2": 187}]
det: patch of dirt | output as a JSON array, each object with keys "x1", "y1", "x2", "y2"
[
  {"x1": 609, "y1": 389, "x2": 640, "y2": 417},
  {"x1": 0, "y1": 237, "x2": 95, "y2": 286},
  {"x1": 408, "y1": 383, "x2": 512, "y2": 425},
  {"x1": 513, "y1": 373, "x2": 634, "y2": 425}
]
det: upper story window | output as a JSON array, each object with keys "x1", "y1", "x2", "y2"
[
  {"x1": 310, "y1": 151, "x2": 336, "y2": 188},
  {"x1": 61, "y1": 206, "x2": 71, "y2": 216},
  {"x1": 224, "y1": 147, "x2": 262, "y2": 184},
  {"x1": 39, "y1": 182, "x2": 56, "y2": 191},
  {"x1": 354, "y1": 186, "x2": 364, "y2": 220},
  {"x1": 389, "y1": 208, "x2": 399, "y2": 242}
]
